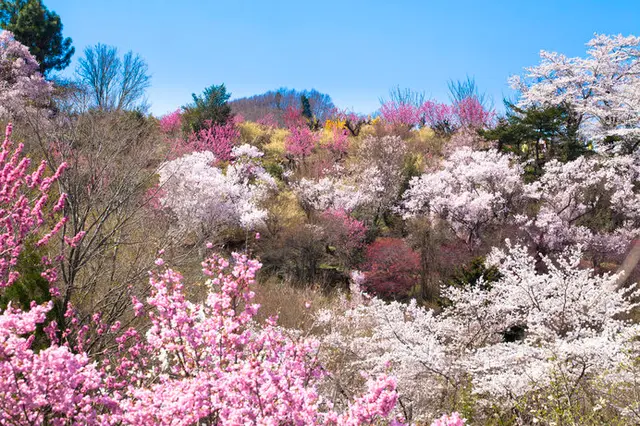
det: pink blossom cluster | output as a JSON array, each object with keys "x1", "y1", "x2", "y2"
[
  {"x1": 0, "y1": 124, "x2": 67, "y2": 288},
  {"x1": 420, "y1": 101, "x2": 455, "y2": 130},
  {"x1": 328, "y1": 127, "x2": 349, "y2": 155},
  {"x1": 283, "y1": 105, "x2": 308, "y2": 128},
  {"x1": 321, "y1": 209, "x2": 367, "y2": 248},
  {"x1": 0, "y1": 250, "x2": 405, "y2": 424},
  {"x1": 454, "y1": 96, "x2": 495, "y2": 129},
  {"x1": 158, "y1": 109, "x2": 182, "y2": 134},
  {"x1": 379, "y1": 101, "x2": 422, "y2": 128},
  {"x1": 430, "y1": 412, "x2": 466, "y2": 426},
  {"x1": 256, "y1": 112, "x2": 278, "y2": 127},
  {"x1": 0, "y1": 302, "x2": 115, "y2": 424},
  {"x1": 379, "y1": 97, "x2": 493, "y2": 132},
  {"x1": 119, "y1": 252, "x2": 402, "y2": 424},
  {"x1": 172, "y1": 121, "x2": 240, "y2": 161},
  {"x1": 286, "y1": 123, "x2": 318, "y2": 157}
]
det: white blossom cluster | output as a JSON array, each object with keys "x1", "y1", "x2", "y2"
[
  {"x1": 295, "y1": 176, "x2": 372, "y2": 213},
  {"x1": 317, "y1": 242, "x2": 640, "y2": 421},
  {"x1": 231, "y1": 143, "x2": 264, "y2": 160},
  {"x1": 295, "y1": 135, "x2": 407, "y2": 216},
  {"x1": 511, "y1": 34, "x2": 640, "y2": 152},
  {"x1": 158, "y1": 148, "x2": 276, "y2": 236},
  {"x1": 402, "y1": 148, "x2": 527, "y2": 246},
  {"x1": 403, "y1": 147, "x2": 640, "y2": 255},
  {"x1": 520, "y1": 153, "x2": 640, "y2": 254}
]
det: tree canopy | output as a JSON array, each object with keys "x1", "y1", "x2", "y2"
[{"x1": 0, "y1": 0, "x2": 74, "y2": 76}]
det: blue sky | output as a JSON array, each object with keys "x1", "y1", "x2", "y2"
[{"x1": 47, "y1": 0, "x2": 640, "y2": 117}]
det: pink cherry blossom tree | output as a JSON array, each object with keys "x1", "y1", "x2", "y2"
[{"x1": 0, "y1": 31, "x2": 52, "y2": 118}]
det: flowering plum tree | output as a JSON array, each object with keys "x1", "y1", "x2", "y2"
[
  {"x1": 0, "y1": 124, "x2": 103, "y2": 424},
  {"x1": 379, "y1": 100, "x2": 421, "y2": 128},
  {"x1": 159, "y1": 109, "x2": 182, "y2": 134},
  {"x1": 420, "y1": 101, "x2": 456, "y2": 135},
  {"x1": 285, "y1": 125, "x2": 318, "y2": 157},
  {"x1": 453, "y1": 96, "x2": 494, "y2": 129},
  {"x1": 172, "y1": 121, "x2": 240, "y2": 161},
  {"x1": 379, "y1": 97, "x2": 493, "y2": 135},
  {"x1": 360, "y1": 238, "x2": 421, "y2": 299},
  {"x1": 0, "y1": 123, "x2": 67, "y2": 289}
]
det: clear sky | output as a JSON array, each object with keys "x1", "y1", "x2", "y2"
[{"x1": 46, "y1": 0, "x2": 640, "y2": 117}]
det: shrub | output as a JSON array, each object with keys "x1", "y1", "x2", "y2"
[
  {"x1": 158, "y1": 109, "x2": 182, "y2": 134},
  {"x1": 319, "y1": 209, "x2": 367, "y2": 269},
  {"x1": 181, "y1": 83, "x2": 232, "y2": 133},
  {"x1": 361, "y1": 237, "x2": 421, "y2": 299}
]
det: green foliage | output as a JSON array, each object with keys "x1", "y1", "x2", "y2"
[
  {"x1": 401, "y1": 152, "x2": 422, "y2": 193},
  {"x1": 0, "y1": 0, "x2": 74, "y2": 76},
  {"x1": 512, "y1": 371, "x2": 629, "y2": 426},
  {"x1": 181, "y1": 83, "x2": 233, "y2": 133},
  {"x1": 262, "y1": 160, "x2": 284, "y2": 181},
  {"x1": 482, "y1": 103, "x2": 589, "y2": 179},
  {"x1": 0, "y1": 239, "x2": 60, "y2": 350},
  {"x1": 300, "y1": 94, "x2": 312, "y2": 120},
  {"x1": 448, "y1": 256, "x2": 501, "y2": 291},
  {"x1": 0, "y1": 239, "x2": 51, "y2": 310}
]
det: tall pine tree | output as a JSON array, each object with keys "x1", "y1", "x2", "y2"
[{"x1": 0, "y1": 0, "x2": 74, "y2": 76}]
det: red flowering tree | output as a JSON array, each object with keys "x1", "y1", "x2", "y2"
[{"x1": 360, "y1": 238, "x2": 421, "y2": 299}]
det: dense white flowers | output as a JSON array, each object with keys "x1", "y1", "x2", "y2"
[
  {"x1": 402, "y1": 148, "x2": 526, "y2": 246},
  {"x1": 232, "y1": 143, "x2": 264, "y2": 159},
  {"x1": 522, "y1": 153, "x2": 640, "y2": 254},
  {"x1": 511, "y1": 34, "x2": 640, "y2": 152},
  {"x1": 295, "y1": 135, "x2": 406, "y2": 217},
  {"x1": 403, "y1": 146, "x2": 640, "y2": 254},
  {"x1": 158, "y1": 148, "x2": 276, "y2": 235},
  {"x1": 318, "y1": 243, "x2": 640, "y2": 421},
  {"x1": 295, "y1": 176, "x2": 372, "y2": 212}
]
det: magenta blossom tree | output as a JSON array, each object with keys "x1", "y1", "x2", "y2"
[
  {"x1": 159, "y1": 109, "x2": 182, "y2": 134},
  {"x1": 171, "y1": 120, "x2": 240, "y2": 161},
  {"x1": 0, "y1": 250, "x2": 406, "y2": 424}
]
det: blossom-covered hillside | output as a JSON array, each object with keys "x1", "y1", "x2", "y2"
[{"x1": 2, "y1": 7, "x2": 640, "y2": 424}]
